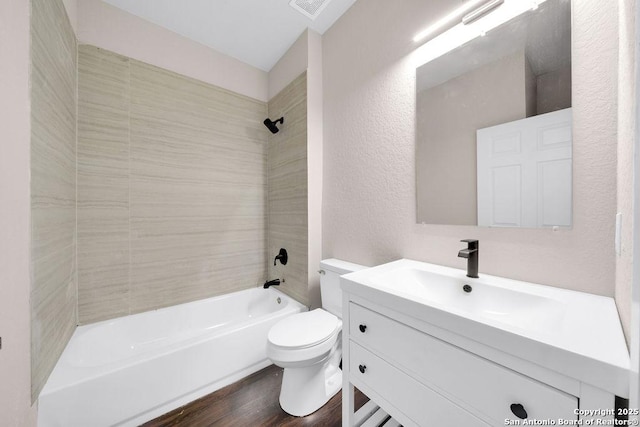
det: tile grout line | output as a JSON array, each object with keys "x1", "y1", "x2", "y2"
[
  {"x1": 74, "y1": 35, "x2": 78, "y2": 327},
  {"x1": 266, "y1": 99, "x2": 270, "y2": 290},
  {"x1": 75, "y1": 38, "x2": 80, "y2": 327}
]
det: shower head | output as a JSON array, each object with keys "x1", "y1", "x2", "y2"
[{"x1": 263, "y1": 117, "x2": 284, "y2": 134}]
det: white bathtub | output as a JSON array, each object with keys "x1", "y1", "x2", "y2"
[{"x1": 38, "y1": 287, "x2": 306, "y2": 427}]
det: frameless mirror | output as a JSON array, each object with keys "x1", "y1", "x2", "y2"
[{"x1": 416, "y1": 0, "x2": 572, "y2": 228}]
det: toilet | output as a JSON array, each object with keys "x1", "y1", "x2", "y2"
[{"x1": 266, "y1": 258, "x2": 366, "y2": 417}]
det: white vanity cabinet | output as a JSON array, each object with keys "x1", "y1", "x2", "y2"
[
  {"x1": 341, "y1": 260, "x2": 630, "y2": 427},
  {"x1": 348, "y1": 303, "x2": 577, "y2": 426}
]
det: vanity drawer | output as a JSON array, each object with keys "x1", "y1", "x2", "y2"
[
  {"x1": 349, "y1": 303, "x2": 578, "y2": 424},
  {"x1": 350, "y1": 341, "x2": 490, "y2": 427}
]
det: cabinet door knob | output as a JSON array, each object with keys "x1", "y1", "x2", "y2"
[
  {"x1": 359, "y1": 324, "x2": 367, "y2": 333},
  {"x1": 358, "y1": 364, "x2": 367, "y2": 374},
  {"x1": 510, "y1": 403, "x2": 528, "y2": 419}
]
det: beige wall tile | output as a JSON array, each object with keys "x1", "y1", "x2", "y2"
[
  {"x1": 128, "y1": 60, "x2": 267, "y2": 314},
  {"x1": 77, "y1": 47, "x2": 268, "y2": 320},
  {"x1": 30, "y1": 0, "x2": 77, "y2": 401},
  {"x1": 77, "y1": 45, "x2": 130, "y2": 324}
]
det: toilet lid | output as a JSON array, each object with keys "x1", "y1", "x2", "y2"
[{"x1": 268, "y1": 309, "x2": 340, "y2": 349}]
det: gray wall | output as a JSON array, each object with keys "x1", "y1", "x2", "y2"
[
  {"x1": 77, "y1": 45, "x2": 268, "y2": 323},
  {"x1": 267, "y1": 72, "x2": 309, "y2": 305},
  {"x1": 30, "y1": 0, "x2": 78, "y2": 401},
  {"x1": 537, "y1": 64, "x2": 573, "y2": 115}
]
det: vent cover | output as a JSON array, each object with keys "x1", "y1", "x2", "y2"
[{"x1": 289, "y1": 0, "x2": 333, "y2": 20}]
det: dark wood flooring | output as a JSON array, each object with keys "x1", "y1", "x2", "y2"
[{"x1": 142, "y1": 365, "x2": 368, "y2": 427}]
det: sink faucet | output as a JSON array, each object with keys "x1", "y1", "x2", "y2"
[{"x1": 458, "y1": 239, "x2": 479, "y2": 278}]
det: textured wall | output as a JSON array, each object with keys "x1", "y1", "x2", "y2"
[
  {"x1": 615, "y1": 0, "x2": 636, "y2": 344},
  {"x1": 323, "y1": 0, "x2": 619, "y2": 299},
  {"x1": 306, "y1": 30, "x2": 324, "y2": 308},
  {"x1": 268, "y1": 73, "x2": 309, "y2": 305},
  {"x1": 0, "y1": 0, "x2": 38, "y2": 423},
  {"x1": 77, "y1": 45, "x2": 268, "y2": 323},
  {"x1": 30, "y1": 0, "x2": 78, "y2": 400}
]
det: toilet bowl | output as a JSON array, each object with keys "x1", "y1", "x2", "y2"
[
  {"x1": 266, "y1": 259, "x2": 366, "y2": 417},
  {"x1": 267, "y1": 309, "x2": 342, "y2": 416}
]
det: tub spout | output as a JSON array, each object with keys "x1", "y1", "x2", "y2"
[{"x1": 263, "y1": 279, "x2": 281, "y2": 289}]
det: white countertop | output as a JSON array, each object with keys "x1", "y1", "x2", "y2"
[{"x1": 341, "y1": 259, "x2": 630, "y2": 397}]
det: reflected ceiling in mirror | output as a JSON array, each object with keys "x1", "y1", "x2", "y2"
[{"x1": 416, "y1": 0, "x2": 572, "y2": 228}]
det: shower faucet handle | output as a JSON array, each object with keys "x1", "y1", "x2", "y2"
[{"x1": 274, "y1": 248, "x2": 288, "y2": 266}]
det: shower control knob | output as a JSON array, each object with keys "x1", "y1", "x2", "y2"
[
  {"x1": 358, "y1": 364, "x2": 367, "y2": 374},
  {"x1": 510, "y1": 403, "x2": 528, "y2": 420},
  {"x1": 359, "y1": 324, "x2": 367, "y2": 333}
]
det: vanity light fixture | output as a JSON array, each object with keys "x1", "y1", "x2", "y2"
[
  {"x1": 412, "y1": 0, "x2": 487, "y2": 44},
  {"x1": 412, "y1": 0, "x2": 549, "y2": 68},
  {"x1": 461, "y1": 0, "x2": 504, "y2": 25}
]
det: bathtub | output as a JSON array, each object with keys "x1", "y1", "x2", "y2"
[{"x1": 38, "y1": 287, "x2": 306, "y2": 427}]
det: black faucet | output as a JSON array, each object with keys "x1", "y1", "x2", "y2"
[
  {"x1": 274, "y1": 248, "x2": 288, "y2": 266},
  {"x1": 263, "y1": 279, "x2": 281, "y2": 289},
  {"x1": 458, "y1": 239, "x2": 479, "y2": 278}
]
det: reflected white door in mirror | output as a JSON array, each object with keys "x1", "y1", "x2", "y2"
[
  {"x1": 415, "y1": 0, "x2": 572, "y2": 228},
  {"x1": 477, "y1": 108, "x2": 572, "y2": 228}
]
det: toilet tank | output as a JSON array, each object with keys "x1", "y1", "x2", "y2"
[{"x1": 319, "y1": 259, "x2": 367, "y2": 318}]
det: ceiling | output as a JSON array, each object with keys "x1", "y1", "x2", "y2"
[{"x1": 101, "y1": 0, "x2": 357, "y2": 71}]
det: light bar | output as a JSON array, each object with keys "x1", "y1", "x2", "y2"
[
  {"x1": 462, "y1": 0, "x2": 505, "y2": 25},
  {"x1": 412, "y1": 0, "x2": 548, "y2": 68},
  {"x1": 412, "y1": 0, "x2": 487, "y2": 43}
]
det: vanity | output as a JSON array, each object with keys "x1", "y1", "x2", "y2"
[{"x1": 341, "y1": 260, "x2": 630, "y2": 426}]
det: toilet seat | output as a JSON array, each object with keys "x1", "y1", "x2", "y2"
[
  {"x1": 268, "y1": 309, "x2": 340, "y2": 350},
  {"x1": 267, "y1": 309, "x2": 342, "y2": 367}
]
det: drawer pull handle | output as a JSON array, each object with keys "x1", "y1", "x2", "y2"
[
  {"x1": 510, "y1": 403, "x2": 528, "y2": 420},
  {"x1": 358, "y1": 364, "x2": 367, "y2": 374},
  {"x1": 359, "y1": 324, "x2": 367, "y2": 333}
]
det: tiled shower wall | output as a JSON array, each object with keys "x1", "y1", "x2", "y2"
[
  {"x1": 77, "y1": 45, "x2": 268, "y2": 324},
  {"x1": 30, "y1": 0, "x2": 78, "y2": 400},
  {"x1": 267, "y1": 73, "x2": 309, "y2": 305}
]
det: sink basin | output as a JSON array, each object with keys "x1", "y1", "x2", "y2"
[
  {"x1": 341, "y1": 259, "x2": 627, "y2": 356},
  {"x1": 369, "y1": 267, "x2": 565, "y2": 334},
  {"x1": 340, "y1": 258, "x2": 630, "y2": 399}
]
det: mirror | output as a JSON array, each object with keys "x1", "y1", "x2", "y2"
[{"x1": 416, "y1": 0, "x2": 572, "y2": 228}]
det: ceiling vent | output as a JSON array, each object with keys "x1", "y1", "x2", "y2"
[{"x1": 289, "y1": 0, "x2": 333, "y2": 20}]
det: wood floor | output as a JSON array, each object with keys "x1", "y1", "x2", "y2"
[{"x1": 142, "y1": 365, "x2": 368, "y2": 427}]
